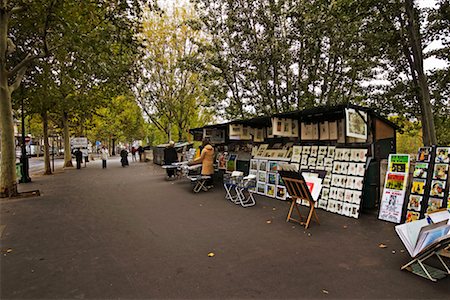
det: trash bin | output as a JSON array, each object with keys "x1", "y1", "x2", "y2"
[{"x1": 16, "y1": 162, "x2": 23, "y2": 182}]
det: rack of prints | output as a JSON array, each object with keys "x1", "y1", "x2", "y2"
[
  {"x1": 250, "y1": 159, "x2": 291, "y2": 200},
  {"x1": 322, "y1": 148, "x2": 368, "y2": 218},
  {"x1": 378, "y1": 154, "x2": 410, "y2": 223},
  {"x1": 405, "y1": 146, "x2": 450, "y2": 222}
]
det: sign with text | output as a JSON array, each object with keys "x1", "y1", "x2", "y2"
[
  {"x1": 379, "y1": 154, "x2": 410, "y2": 223},
  {"x1": 71, "y1": 137, "x2": 88, "y2": 148}
]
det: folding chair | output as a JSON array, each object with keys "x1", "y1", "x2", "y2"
[
  {"x1": 189, "y1": 175, "x2": 212, "y2": 193},
  {"x1": 281, "y1": 173, "x2": 320, "y2": 229},
  {"x1": 223, "y1": 171, "x2": 243, "y2": 203},
  {"x1": 235, "y1": 174, "x2": 257, "y2": 207}
]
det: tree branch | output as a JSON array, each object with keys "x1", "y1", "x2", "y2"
[
  {"x1": 11, "y1": 6, "x2": 25, "y2": 14},
  {"x1": 9, "y1": 64, "x2": 27, "y2": 92}
]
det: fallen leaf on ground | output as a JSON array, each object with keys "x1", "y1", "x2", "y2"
[
  {"x1": 266, "y1": 220, "x2": 272, "y2": 224},
  {"x1": 207, "y1": 252, "x2": 215, "y2": 257},
  {"x1": 6, "y1": 249, "x2": 12, "y2": 253},
  {"x1": 343, "y1": 225, "x2": 348, "y2": 229},
  {"x1": 322, "y1": 289, "x2": 329, "y2": 294},
  {"x1": 378, "y1": 243, "x2": 387, "y2": 248},
  {"x1": 272, "y1": 208, "x2": 276, "y2": 211},
  {"x1": 392, "y1": 250, "x2": 396, "y2": 254}
]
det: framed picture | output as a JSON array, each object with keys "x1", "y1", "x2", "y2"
[
  {"x1": 256, "y1": 144, "x2": 269, "y2": 157},
  {"x1": 253, "y1": 128, "x2": 265, "y2": 142},
  {"x1": 328, "y1": 121, "x2": 338, "y2": 140},
  {"x1": 319, "y1": 121, "x2": 330, "y2": 140},
  {"x1": 430, "y1": 180, "x2": 446, "y2": 197},
  {"x1": 291, "y1": 146, "x2": 302, "y2": 163},
  {"x1": 413, "y1": 163, "x2": 428, "y2": 179},
  {"x1": 266, "y1": 184, "x2": 276, "y2": 198},
  {"x1": 342, "y1": 202, "x2": 352, "y2": 217},
  {"x1": 277, "y1": 173, "x2": 285, "y2": 186},
  {"x1": 257, "y1": 182, "x2": 266, "y2": 194},
  {"x1": 337, "y1": 188, "x2": 345, "y2": 201},
  {"x1": 250, "y1": 159, "x2": 258, "y2": 171},
  {"x1": 308, "y1": 157, "x2": 317, "y2": 167},
  {"x1": 302, "y1": 146, "x2": 311, "y2": 155},
  {"x1": 345, "y1": 108, "x2": 368, "y2": 140},
  {"x1": 321, "y1": 187, "x2": 330, "y2": 200},
  {"x1": 291, "y1": 120, "x2": 299, "y2": 137},
  {"x1": 310, "y1": 146, "x2": 318, "y2": 157},
  {"x1": 335, "y1": 201, "x2": 344, "y2": 215},
  {"x1": 333, "y1": 161, "x2": 343, "y2": 174},
  {"x1": 407, "y1": 195, "x2": 422, "y2": 211},
  {"x1": 355, "y1": 163, "x2": 366, "y2": 177},
  {"x1": 267, "y1": 172, "x2": 277, "y2": 185},
  {"x1": 327, "y1": 199, "x2": 337, "y2": 213},
  {"x1": 258, "y1": 171, "x2": 267, "y2": 183},
  {"x1": 411, "y1": 179, "x2": 426, "y2": 195},
  {"x1": 258, "y1": 160, "x2": 267, "y2": 172},
  {"x1": 318, "y1": 199, "x2": 328, "y2": 210},
  {"x1": 353, "y1": 177, "x2": 364, "y2": 190},
  {"x1": 433, "y1": 163, "x2": 449, "y2": 180},
  {"x1": 351, "y1": 191, "x2": 362, "y2": 205},
  {"x1": 268, "y1": 161, "x2": 278, "y2": 172},
  {"x1": 340, "y1": 162, "x2": 349, "y2": 175},
  {"x1": 316, "y1": 155, "x2": 325, "y2": 167},
  {"x1": 301, "y1": 155, "x2": 308, "y2": 166},
  {"x1": 329, "y1": 187, "x2": 339, "y2": 200},
  {"x1": 335, "y1": 148, "x2": 345, "y2": 161},
  {"x1": 349, "y1": 204, "x2": 360, "y2": 219},
  {"x1": 406, "y1": 210, "x2": 420, "y2": 223},
  {"x1": 344, "y1": 190, "x2": 353, "y2": 203},
  {"x1": 327, "y1": 146, "x2": 336, "y2": 158},
  {"x1": 427, "y1": 198, "x2": 443, "y2": 214},
  {"x1": 276, "y1": 186, "x2": 287, "y2": 200},
  {"x1": 435, "y1": 147, "x2": 450, "y2": 163},
  {"x1": 417, "y1": 147, "x2": 432, "y2": 162}
]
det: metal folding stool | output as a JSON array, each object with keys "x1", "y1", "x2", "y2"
[
  {"x1": 235, "y1": 175, "x2": 257, "y2": 207},
  {"x1": 189, "y1": 175, "x2": 212, "y2": 193},
  {"x1": 223, "y1": 172, "x2": 243, "y2": 203}
]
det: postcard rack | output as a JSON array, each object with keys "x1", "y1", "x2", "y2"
[
  {"x1": 401, "y1": 237, "x2": 450, "y2": 282},
  {"x1": 280, "y1": 171, "x2": 320, "y2": 229}
]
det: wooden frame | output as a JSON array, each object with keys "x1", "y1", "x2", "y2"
[{"x1": 282, "y1": 176, "x2": 320, "y2": 229}]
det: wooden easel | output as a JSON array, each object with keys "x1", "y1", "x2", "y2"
[{"x1": 283, "y1": 177, "x2": 320, "y2": 229}]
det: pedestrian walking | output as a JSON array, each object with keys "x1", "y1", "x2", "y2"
[
  {"x1": 120, "y1": 148, "x2": 129, "y2": 167},
  {"x1": 138, "y1": 146, "x2": 144, "y2": 162},
  {"x1": 100, "y1": 146, "x2": 109, "y2": 169},
  {"x1": 131, "y1": 147, "x2": 137, "y2": 162},
  {"x1": 74, "y1": 148, "x2": 83, "y2": 170}
]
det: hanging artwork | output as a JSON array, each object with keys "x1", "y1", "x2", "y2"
[
  {"x1": 319, "y1": 121, "x2": 330, "y2": 140},
  {"x1": 345, "y1": 108, "x2": 367, "y2": 140}
]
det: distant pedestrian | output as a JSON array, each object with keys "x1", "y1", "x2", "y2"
[
  {"x1": 131, "y1": 147, "x2": 137, "y2": 162},
  {"x1": 120, "y1": 148, "x2": 129, "y2": 167},
  {"x1": 100, "y1": 146, "x2": 109, "y2": 169},
  {"x1": 74, "y1": 148, "x2": 83, "y2": 170},
  {"x1": 138, "y1": 146, "x2": 144, "y2": 162}
]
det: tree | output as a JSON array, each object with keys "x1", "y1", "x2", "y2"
[
  {"x1": 137, "y1": 6, "x2": 213, "y2": 142},
  {"x1": 2, "y1": 1, "x2": 152, "y2": 196}
]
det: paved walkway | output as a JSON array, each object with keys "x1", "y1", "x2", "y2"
[{"x1": 1, "y1": 157, "x2": 449, "y2": 299}]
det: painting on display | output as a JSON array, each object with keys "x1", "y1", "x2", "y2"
[{"x1": 345, "y1": 108, "x2": 367, "y2": 140}]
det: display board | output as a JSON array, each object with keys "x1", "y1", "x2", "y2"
[
  {"x1": 251, "y1": 144, "x2": 369, "y2": 219},
  {"x1": 378, "y1": 154, "x2": 410, "y2": 223},
  {"x1": 404, "y1": 146, "x2": 450, "y2": 222}
]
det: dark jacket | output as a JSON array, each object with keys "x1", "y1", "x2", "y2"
[{"x1": 164, "y1": 147, "x2": 178, "y2": 165}]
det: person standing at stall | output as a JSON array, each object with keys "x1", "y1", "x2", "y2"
[
  {"x1": 164, "y1": 141, "x2": 178, "y2": 178},
  {"x1": 74, "y1": 148, "x2": 83, "y2": 170},
  {"x1": 189, "y1": 138, "x2": 215, "y2": 188}
]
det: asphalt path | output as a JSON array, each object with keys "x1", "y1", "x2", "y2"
[{"x1": 1, "y1": 157, "x2": 449, "y2": 299}]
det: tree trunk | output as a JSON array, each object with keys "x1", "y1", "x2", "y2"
[
  {"x1": 62, "y1": 111, "x2": 73, "y2": 167},
  {"x1": 404, "y1": 0, "x2": 437, "y2": 146},
  {"x1": 0, "y1": 74, "x2": 18, "y2": 197},
  {"x1": 42, "y1": 111, "x2": 52, "y2": 175}
]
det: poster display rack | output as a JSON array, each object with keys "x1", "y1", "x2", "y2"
[{"x1": 404, "y1": 146, "x2": 450, "y2": 222}]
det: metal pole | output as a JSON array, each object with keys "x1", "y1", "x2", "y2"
[
  {"x1": 20, "y1": 98, "x2": 31, "y2": 183},
  {"x1": 52, "y1": 137, "x2": 55, "y2": 172}
]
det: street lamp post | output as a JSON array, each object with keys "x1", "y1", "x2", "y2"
[{"x1": 20, "y1": 98, "x2": 31, "y2": 183}]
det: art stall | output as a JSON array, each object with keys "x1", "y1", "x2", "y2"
[{"x1": 189, "y1": 104, "x2": 399, "y2": 219}]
